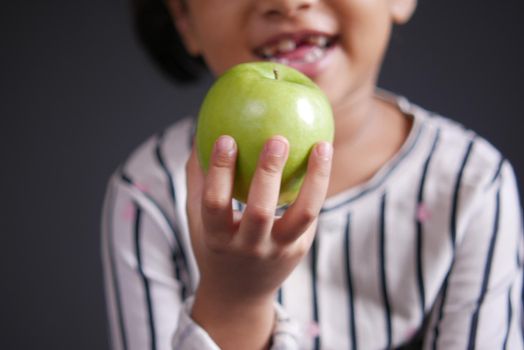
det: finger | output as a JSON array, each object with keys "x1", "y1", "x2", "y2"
[
  {"x1": 186, "y1": 145, "x2": 204, "y2": 213},
  {"x1": 201, "y1": 135, "x2": 237, "y2": 235},
  {"x1": 239, "y1": 136, "x2": 289, "y2": 246},
  {"x1": 273, "y1": 141, "x2": 332, "y2": 244},
  {"x1": 186, "y1": 142, "x2": 205, "y2": 218}
]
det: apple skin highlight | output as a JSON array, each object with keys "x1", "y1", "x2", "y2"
[{"x1": 196, "y1": 62, "x2": 334, "y2": 205}]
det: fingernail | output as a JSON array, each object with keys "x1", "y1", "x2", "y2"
[
  {"x1": 216, "y1": 135, "x2": 235, "y2": 155},
  {"x1": 265, "y1": 137, "x2": 287, "y2": 156},
  {"x1": 315, "y1": 142, "x2": 332, "y2": 160}
]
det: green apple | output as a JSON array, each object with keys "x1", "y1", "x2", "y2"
[{"x1": 196, "y1": 62, "x2": 334, "y2": 205}]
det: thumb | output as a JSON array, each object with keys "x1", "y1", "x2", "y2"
[{"x1": 186, "y1": 143, "x2": 204, "y2": 216}]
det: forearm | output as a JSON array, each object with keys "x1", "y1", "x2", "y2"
[{"x1": 191, "y1": 284, "x2": 275, "y2": 350}]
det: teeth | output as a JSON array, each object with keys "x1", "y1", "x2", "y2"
[
  {"x1": 270, "y1": 57, "x2": 289, "y2": 65},
  {"x1": 307, "y1": 35, "x2": 329, "y2": 48},
  {"x1": 304, "y1": 47, "x2": 325, "y2": 63},
  {"x1": 277, "y1": 39, "x2": 297, "y2": 53},
  {"x1": 261, "y1": 46, "x2": 277, "y2": 58},
  {"x1": 258, "y1": 38, "x2": 296, "y2": 58},
  {"x1": 257, "y1": 34, "x2": 332, "y2": 61}
]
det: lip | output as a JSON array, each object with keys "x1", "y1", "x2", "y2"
[{"x1": 252, "y1": 30, "x2": 338, "y2": 78}]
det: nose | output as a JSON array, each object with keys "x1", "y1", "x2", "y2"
[{"x1": 257, "y1": 0, "x2": 318, "y2": 19}]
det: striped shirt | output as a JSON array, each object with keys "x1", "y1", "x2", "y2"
[{"x1": 101, "y1": 93, "x2": 523, "y2": 349}]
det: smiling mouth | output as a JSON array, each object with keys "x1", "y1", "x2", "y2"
[{"x1": 253, "y1": 33, "x2": 338, "y2": 65}]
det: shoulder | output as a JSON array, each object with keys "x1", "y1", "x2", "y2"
[
  {"x1": 400, "y1": 99, "x2": 520, "y2": 242},
  {"x1": 406, "y1": 101, "x2": 506, "y2": 191},
  {"x1": 108, "y1": 116, "x2": 195, "y2": 210},
  {"x1": 122, "y1": 116, "x2": 195, "y2": 182}
]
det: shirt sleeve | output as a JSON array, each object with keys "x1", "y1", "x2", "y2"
[
  {"x1": 101, "y1": 174, "x2": 221, "y2": 350},
  {"x1": 423, "y1": 160, "x2": 523, "y2": 349},
  {"x1": 271, "y1": 302, "x2": 302, "y2": 349},
  {"x1": 101, "y1": 174, "x2": 303, "y2": 350},
  {"x1": 171, "y1": 298, "x2": 302, "y2": 350}
]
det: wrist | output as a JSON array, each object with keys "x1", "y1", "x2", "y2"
[{"x1": 191, "y1": 285, "x2": 276, "y2": 350}]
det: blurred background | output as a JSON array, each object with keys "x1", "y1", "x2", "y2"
[{"x1": 1, "y1": 0, "x2": 522, "y2": 348}]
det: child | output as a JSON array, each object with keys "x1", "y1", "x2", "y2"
[{"x1": 101, "y1": 0, "x2": 523, "y2": 349}]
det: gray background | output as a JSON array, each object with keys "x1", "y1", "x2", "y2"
[{"x1": 1, "y1": 0, "x2": 522, "y2": 348}]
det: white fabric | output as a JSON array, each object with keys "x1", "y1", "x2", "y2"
[{"x1": 101, "y1": 92, "x2": 523, "y2": 349}]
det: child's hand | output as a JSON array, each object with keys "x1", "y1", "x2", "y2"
[{"x1": 185, "y1": 135, "x2": 332, "y2": 348}]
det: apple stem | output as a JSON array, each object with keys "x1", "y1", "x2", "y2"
[{"x1": 273, "y1": 68, "x2": 279, "y2": 80}]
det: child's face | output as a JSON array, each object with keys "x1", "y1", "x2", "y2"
[{"x1": 169, "y1": 0, "x2": 415, "y2": 107}]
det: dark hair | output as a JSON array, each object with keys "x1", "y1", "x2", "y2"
[{"x1": 130, "y1": 0, "x2": 207, "y2": 83}]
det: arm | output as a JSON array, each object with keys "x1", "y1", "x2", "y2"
[
  {"x1": 424, "y1": 161, "x2": 523, "y2": 349},
  {"x1": 185, "y1": 135, "x2": 333, "y2": 350},
  {"x1": 102, "y1": 174, "x2": 217, "y2": 350}
]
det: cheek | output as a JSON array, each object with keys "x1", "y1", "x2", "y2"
[
  {"x1": 342, "y1": 1, "x2": 391, "y2": 62},
  {"x1": 315, "y1": 2, "x2": 392, "y2": 104},
  {"x1": 200, "y1": 42, "x2": 254, "y2": 77},
  {"x1": 194, "y1": 29, "x2": 253, "y2": 76},
  {"x1": 189, "y1": 4, "x2": 255, "y2": 76}
]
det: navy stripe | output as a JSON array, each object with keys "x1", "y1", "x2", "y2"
[
  {"x1": 121, "y1": 172, "x2": 133, "y2": 184},
  {"x1": 488, "y1": 157, "x2": 505, "y2": 187},
  {"x1": 450, "y1": 137, "x2": 476, "y2": 249},
  {"x1": 107, "y1": 187, "x2": 128, "y2": 350},
  {"x1": 119, "y1": 170, "x2": 191, "y2": 294},
  {"x1": 155, "y1": 132, "x2": 178, "y2": 207},
  {"x1": 344, "y1": 213, "x2": 358, "y2": 350},
  {"x1": 467, "y1": 186, "x2": 501, "y2": 350},
  {"x1": 311, "y1": 237, "x2": 320, "y2": 350},
  {"x1": 431, "y1": 267, "x2": 454, "y2": 350},
  {"x1": 517, "y1": 233, "x2": 522, "y2": 268},
  {"x1": 170, "y1": 249, "x2": 184, "y2": 299},
  {"x1": 133, "y1": 205, "x2": 157, "y2": 350},
  {"x1": 379, "y1": 193, "x2": 392, "y2": 349},
  {"x1": 321, "y1": 120, "x2": 425, "y2": 213},
  {"x1": 503, "y1": 285, "x2": 513, "y2": 350},
  {"x1": 233, "y1": 200, "x2": 245, "y2": 212},
  {"x1": 432, "y1": 136, "x2": 477, "y2": 349},
  {"x1": 154, "y1": 133, "x2": 187, "y2": 299},
  {"x1": 277, "y1": 287, "x2": 283, "y2": 305},
  {"x1": 238, "y1": 201, "x2": 245, "y2": 212},
  {"x1": 415, "y1": 129, "x2": 441, "y2": 323}
]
